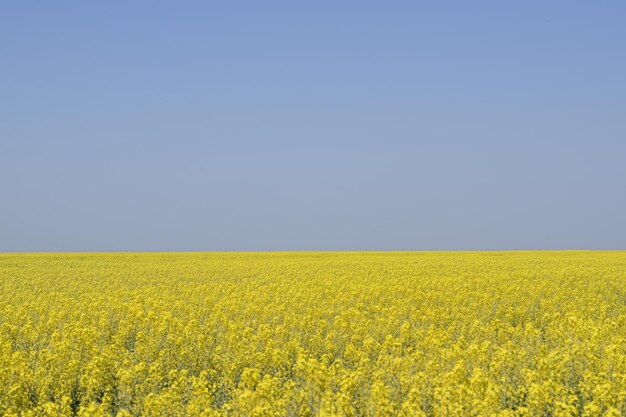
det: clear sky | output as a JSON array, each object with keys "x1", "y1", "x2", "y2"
[{"x1": 2, "y1": 2, "x2": 625, "y2": 252}]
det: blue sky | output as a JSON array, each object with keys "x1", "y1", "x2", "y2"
[{"x1": 1, "y1": 2, "x2": 625, "y2": 251}]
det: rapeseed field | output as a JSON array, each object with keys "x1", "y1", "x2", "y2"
[{"x1": 0, "y1": 251, "x2": 624, "y2": 416}]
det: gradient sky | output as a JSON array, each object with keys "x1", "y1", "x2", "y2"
[{"x1": 2, "y1": 2, "x2": 625, "y2": 252}]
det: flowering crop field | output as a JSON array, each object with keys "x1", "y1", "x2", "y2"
[{"x1": 0, "y1": 252, "x2": 624, "y2": 417}]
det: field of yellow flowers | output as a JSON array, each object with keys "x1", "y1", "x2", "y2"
[{"x1": 0, "y1": 251, "x2": 624, "y2": 416}]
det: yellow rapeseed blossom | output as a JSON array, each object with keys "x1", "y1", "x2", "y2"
[{"x1": 0, "y1": 251, "x2": 624, "y2": 416}]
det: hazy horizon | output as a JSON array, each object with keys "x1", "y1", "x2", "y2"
[{"x1": 2, "y1": 2, "x2": 625, "y2": 252}]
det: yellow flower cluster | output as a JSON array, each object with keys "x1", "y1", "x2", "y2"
[{"x1": 0, "y1": 251, "x2": 624, "y2": 416}]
